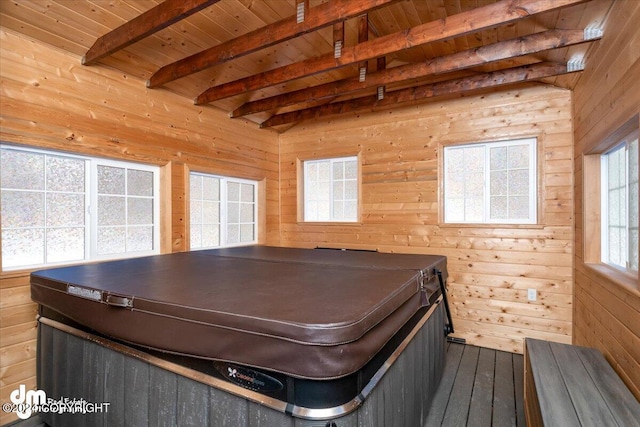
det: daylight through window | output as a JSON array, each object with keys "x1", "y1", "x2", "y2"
[
  {"x1": 0, "y1": 145, "x2": 160, "y2": 270},
  {"x1": 444, "y1": 138, "x2": 537, "y2": 224}
]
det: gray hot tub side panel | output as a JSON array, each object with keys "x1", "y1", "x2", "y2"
[{"x1": 37, "y1": 302, "x2": 446, "y2": 427}]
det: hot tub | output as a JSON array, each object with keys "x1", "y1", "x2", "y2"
[{"x1": 31, "y1": 246, "x2": 450, "y2": 425}]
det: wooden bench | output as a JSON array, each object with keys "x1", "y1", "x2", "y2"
[{"x1": 524, "y1": 338, "x2": 640, "y2": 426}]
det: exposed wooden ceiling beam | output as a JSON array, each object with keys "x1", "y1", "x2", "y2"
[
  {"x1": 259, "y1": 62, "x2": 576, "y2": 128},
  {"x1": 147, "y1": 0, "x2": 402, "y2": 88},
  {"x1": 195, "y1": 0, "x2": 589, "y2": 105},
  {"x1": 83, "y1": 0, "x2": 220, "y2": 65},
  {"x1": 231, "y1": 29, "x2": 595, "y2": 118}
]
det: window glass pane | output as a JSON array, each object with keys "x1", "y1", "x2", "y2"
[
  {"x1": 228, "y1": 182, "x2": 240, "y2": 201},
  {"x1": 490, "y1": 196, "x2": 508, "y2": 219},
  {"x1": 240, "y1": 203, "x2": 254, "y2": 222},
  {"x1": 509, "y1": 169, "x2": 529, "y2": 195},
  {"x1": 2, "y1": 228, "x2": 45, "y2": 268},
  {"x1": 445, "y1": 198, "x2": 465, "y2": 222},
  {"x1": 508, "y1": 145, "x2": 529, "y2": 168},
  {"x1": 509, "y1": 196, "x2": 530, "y2": 219},
  {"x1": 318, "y1": 162, "x2": 331, "y2": 181},
  {"x1": 97, "y1": 227, "x2": 126, "y2": 255},
  {"x1": 333, "y1": 201, "x2": 344, "y2": 220},
  {"x1": 47, "y1": 228, "x2": 84, "y2": 263},
  {"x1": 240, "y1": 183, "x2": 254, "y2": 202},
  {"x1": 465, "y1": 146, "x2": 485, "y2": 171},
  {"x1": 190, "y1": 200, "x2": 202, "y2": 225},
  {"x1": 190, "y1": 175, "x2": 203, "y2": 200},
  {"x1": 203, "y1": 177, "x2": 220, "y2": 201},
  {"x1": 203, "y1": 201, "x2": 220, "y2": 223},
  {"x1": 333, "y1": 161, "x2": 344, "y2": 179},
  {"x1": 333, "y1": 181, "x2": 344, "y2": 200},
  {"x1": 47, "y1": 156, "x2": 85, "y2": 192},
  {"x1": 47, "y1": 193, "x2": 84, "y2": 227},
  {"x1": 2, "y1": 191, "x2": 45, "y2": 227},
  {"x1": 202, "y1": 225, "x2": 220, "y2": 247},
  {"x1": 345, "y1": 181, "x2": 357, "y2": 199},
  {"x1": 465, "y1": 198, "x2": 483, "y2": 222},
  {"x1": 98, "y1": 166, "x2": 125, "y2": 195},
  {"x1": 240, "y1": 224, "x2": 254, "y2": 242},
  {"x1": 1, "y1": 149, "x2": 44, "y2": 190},
  {"x1": 227, "y1": 224, "x2": 240, "y2": 244},
  {"x1": 490, "y1": 171, "x2": 508, "y2": 195},
  {"x1": 191, "y1": 224, "x2": 202, "y2": 248},
  {"x1": 98, "y1": 195, "x2": 126, "y2": 225},
  {"x1": 345, "y1": 160, "x2": 357, "y2": 179},
  {"x1": 228, "y1": 201, "x2": 240, "y2": 223},
  {"x1": 127, "y1": 198, "x2": 153, "y2": 225},
  {"x1": 490, "y1": 146, "x2": 507, "y2": 170},
  {"x1": 127, "y1": 170, "x2": 153, "y2": 197},
  {"x1": 127, "y1": 226, "x2": 153, "y2": 252}
]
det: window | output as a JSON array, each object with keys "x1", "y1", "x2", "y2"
[
  {"x1": 444, "y1": 138, "x2": 537, "y2": 224},
  {"x1": 601, "y1": 134, "x2": 638, "y2": 271},
  {"x1": 0, "y1": 145, "x2": 160, "y2": 270},
  {"x1": 303, "y1": 156, "x2": 358, "y2": 222},
  {"x1": 189, "y1": 172, "x2": 257, "y2": 249}
]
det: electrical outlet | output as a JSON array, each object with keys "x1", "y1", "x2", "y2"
[{"x1": 527, "y1": 288, "x2": 537, "y2": 302}]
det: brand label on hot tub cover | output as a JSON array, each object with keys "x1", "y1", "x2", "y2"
[
  {"x1": 214, "y1": 362, "x2": 283, "y2": 393},
  {"x1": 67, "y1": 285, "x2": 102, "y2": 302}
]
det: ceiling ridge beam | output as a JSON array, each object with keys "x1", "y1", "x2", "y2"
[
  {"x1": 259, "y1": 62, "x2": 576, "y2": 128},
  {"x1": 195, "y1": 0, "x2": 589, "y2": 105},
  {"x1": 147, "y1": 0, "x2": 402, "y2": 88},
  {"x1": 83, "y1": 0, "x2": 220, "y2": 66},
  {"x1": 231, "y1": 28, "x2": 596, "y2": 118}
]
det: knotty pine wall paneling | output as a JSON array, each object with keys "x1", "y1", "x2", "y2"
[
  {"x1": 0, "y1": 29, "x2": 279, "y2": 425},
  {"x1": 572, "y1": 0, "x2": 640, "y2": 400},
  {"x1": 279, "y1": 84, "x2": 575, "y2": 355}
]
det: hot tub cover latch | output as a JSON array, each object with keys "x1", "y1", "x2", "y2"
[{"x1": 105, "y1": 294, "x2": 133, "y2": 308}]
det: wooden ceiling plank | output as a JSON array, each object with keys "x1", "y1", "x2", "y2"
[
  {"x1": 260, "y1": 62, "x2": 575, "y2": 128},
  {"x1": 82, "y1": 0, "x2": 221, "y2": 65},
  {"x1": 196, "y1": 0, "x2": 589, "y2": 104},
  {"x1": 147, "y1": 0, "x2": 402, "y2": 88},
  {"x1": 231, "y1": 28, "x2": 595, "y2": 117}
]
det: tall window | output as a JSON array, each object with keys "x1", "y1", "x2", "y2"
[
  {"x1": 444, "y1": 138, "x2": 537, "y2": 224},
  {"x1": 601, "y1": 134, "x2": 639, "y2": 271},
  {"x1": 189, "y1": 172, "x2": 257, "y2": 249},
  {"x1": 0, "y1": 145, "x2": 160, "y2": 270},
  {"x1": 303, "y1": 156, "x2": 358, "y2": 222}
]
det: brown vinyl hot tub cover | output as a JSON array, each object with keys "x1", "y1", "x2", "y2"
[{"x1": 31, "y1": 246, "x2": 446, "y2": 379}]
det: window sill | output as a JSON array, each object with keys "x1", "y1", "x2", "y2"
[
  {"x1": 297, "y1": 221, "x2": 362, "y2": 226},
  {"x1": 439, "y1": 222, "x2": 545, "y2": 229},
  {"x1": 584, "y1": 262, "x2": 640, "y2": 297}
]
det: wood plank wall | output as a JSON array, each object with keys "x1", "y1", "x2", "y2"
[
  {"x1": 278, "y1": 84, "x2": 575, "y2": 355},
  {"x1": 0, "y1": 29, "x2": 279, "y2": 425},
  {"x1": 572, "y1": 0, "x2": 640, "y2": 400}
]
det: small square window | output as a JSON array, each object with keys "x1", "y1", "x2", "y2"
[
  {"x1": 189, "y1": 172, "x2": 257, "y2": 250},
  {"x1": 443, "y1": 138, "x2": 537, "y2": 224},
  {"x1": 303, "y1": 156, "x2": 358, "y2": 222}
]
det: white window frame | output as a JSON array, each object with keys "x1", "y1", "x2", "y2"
[
  {"x1": 303, "y1": 156, "x2": 358, "y2": 223},
  {"x1": 600, "y1": 133, "x2": 639, "y2": 271},
  {"x1": 443, "y1": 138, "x2": 537, "y2": 224},
  {"x1": 189, "y1": 172, "x2": 258, "y2": 250},
  {"x1": 1, "y1": 144, "x2": 160, "y2": 271}
]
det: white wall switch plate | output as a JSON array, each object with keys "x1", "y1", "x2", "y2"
[{"x1": 528, "y1": 288, "x2": 537, "y2": 302}]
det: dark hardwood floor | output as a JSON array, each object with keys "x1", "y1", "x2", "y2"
[{"x1": 426, "y1": 342, "x2": 526, "y2": 427}]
